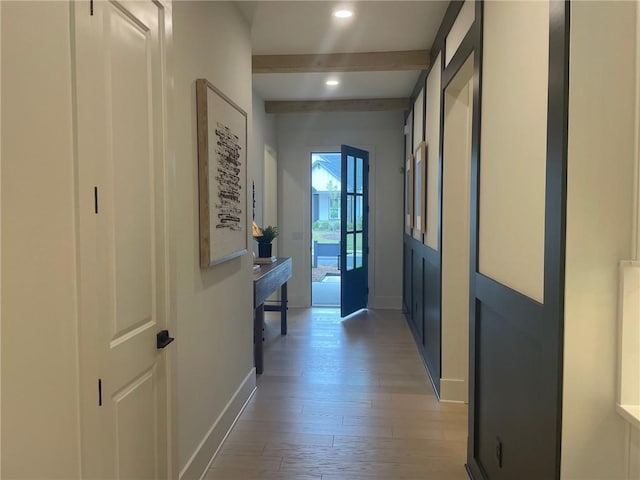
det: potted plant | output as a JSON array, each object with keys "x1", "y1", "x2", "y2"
[{"x1": 255, "y1": 225, "x2": 279, "y2": 258}]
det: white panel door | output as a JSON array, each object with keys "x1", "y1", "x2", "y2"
[{"x1": 74, "y1": 1, "x2": 169, "y2": 478}]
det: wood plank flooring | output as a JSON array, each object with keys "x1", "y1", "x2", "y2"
[{"x1": 204, "y1": 308, "x2": 469, "y2": 480}]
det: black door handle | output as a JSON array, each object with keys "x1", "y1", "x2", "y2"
[{"x1": 157, "y1": 330, "x2": 174, "y2": 349}]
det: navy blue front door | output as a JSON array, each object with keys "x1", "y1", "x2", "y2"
[{"x1": 340, "y1": 145, "x2": 369, "y2": 317}]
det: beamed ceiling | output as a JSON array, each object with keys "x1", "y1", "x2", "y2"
[{"x1": 238, "y1": 1, "x2": 449, "y2": 113}]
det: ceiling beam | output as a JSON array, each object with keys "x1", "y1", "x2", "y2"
[
  {"x1": 253, "y1": 50, "x2": 429, "y2": 74},
  {"x1": 264, "y1": 98, "x2": 409, "y2": 114}
]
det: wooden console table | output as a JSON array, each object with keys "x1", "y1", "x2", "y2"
[{"x1": 253, "y1": 257, "x2": 292, "y2": 374}]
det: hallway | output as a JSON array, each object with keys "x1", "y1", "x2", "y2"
[{"x1": 205, "y1": 308, "x2": 468, "y2": 479}]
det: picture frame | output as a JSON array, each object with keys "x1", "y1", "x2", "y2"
[
  {"x1": 414, "y1": 142, "x2": 427, "y2": 233},
  {"x1": 196, "y1": 78, "x2": 248, "y2": 267},
  {"x1": 405, "y1": 153, "x2": 414, "y2": 229}
]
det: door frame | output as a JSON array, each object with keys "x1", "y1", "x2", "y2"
[{"x1": 307, "y1": 145, "x2": 376, "y2": 309}]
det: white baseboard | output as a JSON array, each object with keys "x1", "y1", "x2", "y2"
[
  {"x1": 440, "y1": 378, "x2": 467, "y2": 403},
  {"x1": 179, "y1": 368, "x2": 256, "y2": 480},
  {"x1": 368, "y1": 296, "x2": 402, "y2": 310}
]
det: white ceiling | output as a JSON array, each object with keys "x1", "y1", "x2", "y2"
[
  {"x1": 253, "y1": 70, "x2": 421, "y2": 101},
  {"x1": 239, "y1": 1, "x2": 448, "y2": 55},
  {"x1": 240, "y1": 1, "x2": 448, "y2": 102}
]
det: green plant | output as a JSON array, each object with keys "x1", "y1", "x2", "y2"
[
  {"x1": 312, "y1": 221, "x2": 319, "y2": 229},
  {"x1": 256, "y1": 225, "x2": 279, "y2": 244}
]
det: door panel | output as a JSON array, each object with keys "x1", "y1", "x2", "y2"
[
  {"x1": 423, "y1": 249, "x2": 441, "y2": 393},
  {"x1": 75, "y1": 1, "x2": 169, "y2": 478},
  {"x1": 110, "y1": 3, "x2": 155, "y2": 337},
  {"x1": 114, "y1": 369, "x2": 157, "y2": 479},
  {"x1": 340, "y1": 145, "x2": 369, "y2": 317}
]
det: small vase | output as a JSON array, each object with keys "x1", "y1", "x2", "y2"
[{"x1": 258, "y1": 243, "x2": 272, "y2": 258}]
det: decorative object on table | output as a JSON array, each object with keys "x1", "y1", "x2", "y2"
[
  {"x1": 254, "y1": 225, "x2": 279, "y2": 258},
  {"x1": 252, "y1": 221, "x2": 263, "y2": 238},
  {"x1": 254, "y1": 256, "x2": 277, "y2": 265},
  {"x1": 196, "y1": 78, "x2": 247, "y2": 267}
]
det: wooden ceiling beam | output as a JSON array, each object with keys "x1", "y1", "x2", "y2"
[
  {"x1": 253, "y1": 50, "x2": 429, "y2": 74},
  {"x1": 264, "y1": 98, "x2": 409, "y2": 114}
]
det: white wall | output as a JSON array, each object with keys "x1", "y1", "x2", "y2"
[
  {"x1": 1, "y1": 2, "x2": 81, "y2": 478},
  {"x1": 404, "y1": 118, "x2": 412, "y2": 236},
  {"x1": 425, "y1": 54, "x2": 441, "y2": 251},
  {"x1": 170, "y1": 2, "x2": 256, "y2": 478},
  {"x1": 277, "y1": 111, "x2": 404, "y2": 309},
  {"x1": 479, "y1": 0, "x2": 549, "y2": 303},
  {"x1": 252, "y1": 90, "x2": 276, "y2": 227},
  {"x1": 562, "y1": 2, "x2": 637, "y2": 479},
  {"x1": 445, "y1": 0, "x2": 475, "y2": 66},
  {"x1": 412, "y1": 90, "x2": 424, "y2": 241}
]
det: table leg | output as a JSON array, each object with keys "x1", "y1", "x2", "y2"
[
  {"x1": 281, "y1": 282, "x2": 288, "y2": 335},
  {"x1": 254, "y1": 305, "x2": 264, "y2": 374}
]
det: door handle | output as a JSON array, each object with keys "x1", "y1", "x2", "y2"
[{"x1": 157, "y1": 330, "x2": 175, "y2": 349}]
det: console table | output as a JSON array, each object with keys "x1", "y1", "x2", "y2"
[{"x1": 253, "y1": 257, "x2": 292, "y2": 374}]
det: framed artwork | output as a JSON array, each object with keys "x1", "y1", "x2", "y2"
[
  {"x1": 196, "y1": 78, "x2": 248, "y2": 267},
  {"x1": 405, "y1": 153, "x2": 414, "y2": 229},
  {"x1": 414, "y1": 142, "x2": 427, "y2": 233}
]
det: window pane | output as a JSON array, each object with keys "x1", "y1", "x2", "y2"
[
  {"x1": 355, "y1": 195, "x2": 363, "y2": 230},
  {"x1": 356, "y1": 157, "x2": 363, "y2": 193},
  {"x1": 346, "y1": 233, "x2": 356, "y2": 270},
  {"x1": 347, "y1": 155, "x2": 355, "y2": 193},
  {"x1": 355, "y1": 232, "x2": 363, "y2": 268},
  {"x1": 346, "y1": 195, "x2": 354, "y2": 231}
]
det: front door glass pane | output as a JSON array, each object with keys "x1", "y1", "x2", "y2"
[
  {"x1": 356, "y1": 157, "x2": 363, "y2": 193},
  {"x1": 347, "y1": 155, "x2": 355, "y2": 194},
  {"x1": 355, "y1": 232, "x2": 363, "y2": 268}
]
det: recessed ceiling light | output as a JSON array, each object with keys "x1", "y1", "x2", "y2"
[
  {"x1": 326, "y1": 80, "x2": 340, "y2": 86},
  {"x1": 333, "y1": 9, "x2": 353, "y2": 19}
]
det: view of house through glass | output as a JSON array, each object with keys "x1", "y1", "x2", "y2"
[{"x1": 311, "y1": 152, "x2": 341, "y2": 306}]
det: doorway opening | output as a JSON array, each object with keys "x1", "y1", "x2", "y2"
[{"x1": 311, "y1": 152, "x2": 341, "y2": 306}]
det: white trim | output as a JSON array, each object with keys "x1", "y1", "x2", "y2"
[
  {"x1": 440, "y1": 378, "x2": 467, "y2": 404},
  {"x1": 179, "y1": 368, "x2": 256, "y2": 480},
  {"x1": 625, "y1": 422, "x2": 631, "y2": 480},
  {"x1": 0, "y1": 2, "x2": 3, "y2": 473},
  {"x1": 622, "y1": 8, "x2": 640, "y2": 479},
  {"x1": 158, "y1": 0, "x2": 178, "y2": 477},
  {"x1": 617, "y1": 261, "x2": 640, "y2": 430},
  {"x1": 617, "y1": 404, "x2": 640, "y2": 431},
  {"x1": 633, "y1": 0, "x2": 640, "y2": 260}
]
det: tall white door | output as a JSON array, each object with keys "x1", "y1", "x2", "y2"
[{"x1": 74, "y1": 1, "x2": 170, "y2": 478}]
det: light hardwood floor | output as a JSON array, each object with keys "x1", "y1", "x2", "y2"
[{"x1": 204, "y1": 308, "x2": 469, "y2": 480}]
